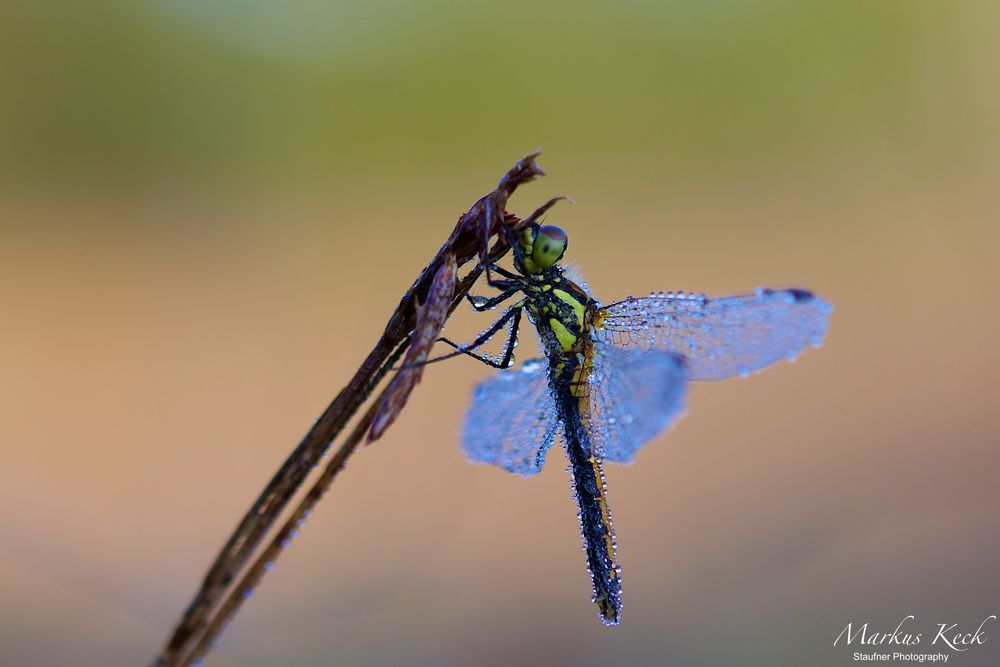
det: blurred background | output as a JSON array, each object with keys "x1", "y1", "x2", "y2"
[{"x1": 2, "y1": 1, "x2": 998, "y2": 665}]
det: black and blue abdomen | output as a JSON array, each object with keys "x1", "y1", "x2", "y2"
[{"x1": 549, "y1": 356, "x2": 623, "y2": 625}]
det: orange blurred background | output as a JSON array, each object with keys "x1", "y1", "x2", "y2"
[{"x1": 2, "y1": 2, "x2": 998, "y2": 665}]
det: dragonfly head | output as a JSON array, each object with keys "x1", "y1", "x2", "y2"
[{"x1": 521, "y1": 224, "x2": 568, "y2": 274}]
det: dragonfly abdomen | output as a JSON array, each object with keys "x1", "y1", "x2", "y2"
[{"x1": 551, "y1": 361, "x2": 623, "y2": 626}]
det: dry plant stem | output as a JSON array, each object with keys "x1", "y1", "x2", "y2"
[
  {"x1": 179, "y1": 342, "x2": 408, "y2": 667},
  {"x1": 152, "y1": 338, "x2": 399, "y2": 667},
  {"x1": 178, "y1": 260, "x2": 502, "y2": 667},
  {"x1": 152, "y1": 151, "x2": 549, "y2": 667}
]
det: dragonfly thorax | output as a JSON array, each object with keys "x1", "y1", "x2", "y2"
[{"x1": 523, "y1": 266, "x2": 594, "y2": 354}]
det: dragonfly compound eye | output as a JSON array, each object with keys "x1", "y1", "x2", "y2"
[{"x1": 531, "y1": 225, "x2": 568, "y2": 269}]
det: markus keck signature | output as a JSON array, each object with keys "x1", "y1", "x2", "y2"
[{"x1": 834, "y1": 615, "x2": 996, "y2": 662}]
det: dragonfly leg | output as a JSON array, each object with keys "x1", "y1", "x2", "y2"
[
  {"x1": 494, "y1": 307, "x2": 522, "y2": 368},
  {"x1": 488, "y1": 264, "x2": 520, "y2": 280},
  {"x1": 466, "y1": 284, "x2": 520, "y2": 312},
  {"x1": 437, "y1": 306, "x2": 522, "y2": 369}
]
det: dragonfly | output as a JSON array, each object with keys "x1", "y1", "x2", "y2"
[{"x1": 442, "y1": 222, "x2": 831, "y2": 625}]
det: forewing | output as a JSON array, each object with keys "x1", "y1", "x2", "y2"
[
  {"x1": 594, "y1": 288, "x2": 831, "y2": 381},
  {"x1": 584, "y1": 343, "x2": 688, "y2": 464},
  {"x1": 461, "y1": 358, "x2": 559, "y2": 476}
]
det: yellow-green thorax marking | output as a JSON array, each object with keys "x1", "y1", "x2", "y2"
[{"x1": 523, "y1": 268, "x2": 592, "y2": 354}]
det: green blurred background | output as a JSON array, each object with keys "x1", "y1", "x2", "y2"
[{"x1": 2, "y1": 2, "x2": 998, "y2": 665}]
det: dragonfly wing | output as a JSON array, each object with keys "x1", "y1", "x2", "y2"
[
  {"x1": 584, "y1": 342, "x2": 688, "y2": 464},
  {"x1": 461, "y1": 358, "x2": 559, "y2": 476},
  {"x1": 593, "y1": 288, "x2": 831, "y2": 381}
]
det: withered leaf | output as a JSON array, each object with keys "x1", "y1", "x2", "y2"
[{"x1": 368, "y1": 252, "x2": 457, "y2": 442}]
